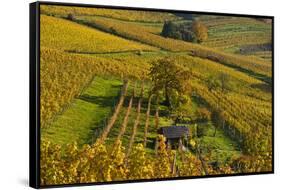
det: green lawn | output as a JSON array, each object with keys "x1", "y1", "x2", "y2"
[
  {"x1": 41, "y1": 76, "x2": 123, "y2": 146},
  {"x1": 181, "y1": 95, "x2": 242, "y2": 165},
  {"x1": 197, "y1": 122, "x2": 242, "y2": 164}
]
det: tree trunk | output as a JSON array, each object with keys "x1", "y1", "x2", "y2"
[
  {"x1": 164, "y1": 85, "x2": 170, "y2": 107},
  {"x1": 144, "y1": 94, "x2": 152, "y2": 148},
  {"x1": 127, "y1": 82, "x2": 144, "y2": 157},
  {"x1": 171, "y1": 151, "x2": 177, "y2": 176},
  {"x1": 155, "y1": 94, "x2": 159, "y2": 129},
  {"x1": 113, "y1": 83, "x2": 136, "y2": 147},
  {"x1": 213, "y1": 126, "x2": 217, "y2": 137}
]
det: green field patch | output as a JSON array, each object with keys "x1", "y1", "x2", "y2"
[
  {"x1": 41, "y1": 76, "x2": 123, "y2": 146},
  {"x1": 197, "y1": 123, "x2": 242, "y2": 164}
]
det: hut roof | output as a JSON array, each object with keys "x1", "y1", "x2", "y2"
[{"x1": 158, "y1": 126, "x2": 188, "y2": 139}]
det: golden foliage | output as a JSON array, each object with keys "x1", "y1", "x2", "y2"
[
  {"x1": 41, "y1": 5, "x2": 179, "y2": 22},
  {"x1": 40, "y1": 139, "x2": 169, "y2": 185},
  {"x1": 154, "y1": 135, "x2": 173, "y2": 178},
  {"x1": 41, "y1": 15, "x2": 157, "y2": 53},
  {"x1": 192, "y1": 21, "x2": 208, "y2": 43},
  {"x1": 77, "y1": 16, "x2": 271, "y2": 78},
  {"x1": 127, "y1": 143, "x2": 154, "y2": 180},
  {"x1": 40, "y1": 48, "x2": 153, "y2": 127}
]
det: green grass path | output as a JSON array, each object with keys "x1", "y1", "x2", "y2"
[{"x1": 41, "y1": 76, "x2": 122, "y2": 146}]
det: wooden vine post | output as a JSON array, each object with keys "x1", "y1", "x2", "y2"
[
  {"x1": 99, "y1": 80, "x2": 129, "y2": 143},
  {"x1": 113, "y1": 82, "x2": 136, "y2": 147},
  {"x1": 143, "y1": 92, "x2": 153, "y2": 147},
  {"x1": 127, "y1": 81, "x2": 144, "y2": 157}
]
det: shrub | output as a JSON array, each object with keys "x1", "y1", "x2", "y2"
[
  {"x1": 192, "y1": 20, "x2": 208, "y2": 43},
  {"x1": 182, "y1": 30, "x2": 197, "y2": 43},
  {"x1": 161, "y1": 21, "x2": 179, "y2": 38},
  {"x1": 197, "y1": 124, "x2": 209, "y2": 137},
  {"x1": 66, "y1": 13, "x2": 75, "y2": 21},
  {"x1": 196, "y1": 107, "x2": 211, "y2": 121}
]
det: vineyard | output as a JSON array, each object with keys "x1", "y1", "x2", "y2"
[
  {"x1": 40, "y1": 4, "x2": 273, "y2": 186},
  {"x1": 200, "y1": 16, "x2": 272, "y2": 61},
  {"x1": 41, "y1": 5, "x2": 180, "y2": 22},
  {"x1": 41, "y1": 15, "x2": 157, "y2": 53},
  {"x1": 73, "y1": 15, "x2": 271, "y2": 81}
]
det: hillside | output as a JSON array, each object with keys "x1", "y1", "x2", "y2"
[
  {"x1": 41, "y1": 5, "x2": 180, "y2": 22},
  {"x1": 200, "y1": 16, "x2": 272, "y2": 61},
  {"x1": 41, "y1": 15, "x2": 158, "y2": 53},
  {"x1": 39, "y1": 5, "x2": 273, "y2": 186},
  {"x1": 74, "y1": 15, "x2": 271, "y2": 82}
]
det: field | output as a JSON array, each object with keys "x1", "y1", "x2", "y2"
[
  {"x1": 200, "y1": 16, "x2": 272, "y2": 61},
  {"x1": 40, "y1": 5, "x2": 180, "y2": 22},
  {"x1": 73, "y1": 15, "x2": 271, "y2": 82},
  {"x1": 41, "y1": 15, "x2": 158, "y2": 53},
  {"x1": 39, "y1": 5, "x2": 273, "y2": 186}
]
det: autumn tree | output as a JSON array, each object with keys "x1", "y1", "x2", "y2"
[
  {"x1": 67, "y1": 13, "x2": 75, "y2": 21},
  {"x1": 211, "y1": 108, "x2": 227, "y2": 137},
  {"x1": 161, "y1": 21, "x2": 197, "y2": 43},
  {"x1": 196, "y1": 107, "x2": 211, "y2": 122},
  {"x1": 161, "y1": 21, "x2": 181, "y2": 39},
  {"x1": 149, "y1": 57, "x2": 191, "y2": 107},
  {"x1": 170, "y1": 94, "x2": 192, "y2": 124},
  {"x1": 192, "y1": 20, "x2": 208, "y2": 43}
]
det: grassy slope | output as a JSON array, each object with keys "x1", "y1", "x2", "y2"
[
  {"x1": 198, "y1": 124, "x2": 242, "y2": 164},
  {"x1": 41, "y1": 76, "x2": 123, "y2": 146},
  {"x1": 185, "y1": 95, "x2": 242, "y2": 164}
]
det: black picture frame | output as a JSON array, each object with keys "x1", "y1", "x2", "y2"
[{"x1": 30, "y1": 1, "x2": 274, "y2": 189}]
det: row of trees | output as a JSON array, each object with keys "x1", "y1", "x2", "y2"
[{"x1": 161, "y1": 20, "x2": 208, "y2": 43}]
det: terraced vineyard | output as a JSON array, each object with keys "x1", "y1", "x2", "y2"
[
  {"x1": 74, "y1": 15, "x2": 271, "y2": 81},
  {"x1": 41, "y1": 5, "x2": 180, "y2": 22},
  {"x1": 39, "y1": 4, "x2": 273, "y2": 186},
  {"x1": 41, "y1": 15, "x2": 157, "y2": 53},
  {"x1": 198, "y1": 16, "x2": 272, "y2": 61}
]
